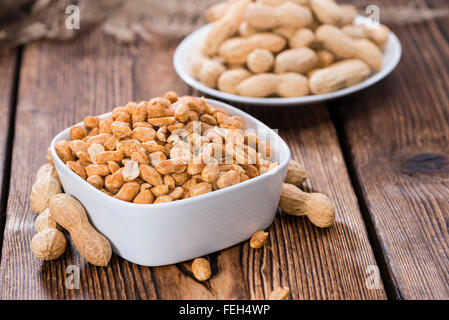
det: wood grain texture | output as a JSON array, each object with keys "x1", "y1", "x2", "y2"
[
  {"x1": 0, "y1": 49, "x2": 17, "y2": 247},
  {"x1": 333, "y1": 0, "x2": 449, "y2": 299},
  {"x1": 0, "y1": 28, "x2": 385, "y2": 299}
]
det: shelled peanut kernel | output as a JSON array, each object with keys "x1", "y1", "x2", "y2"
[{"x1": 58, "y1": 93, "x2": 279, "y2": 203}]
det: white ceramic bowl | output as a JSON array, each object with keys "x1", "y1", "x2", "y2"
[
  {"x1": 174, "y1": 16, "x2": 402, "y2": 106},
  {"x1": 51, "y1": 99, "x2": 290, "y2": 266}
]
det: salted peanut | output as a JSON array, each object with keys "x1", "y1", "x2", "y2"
[
  {"x1": 164, "y1": 91, "x2": 178, "y2": 103},
  {"x1": 114, "y1": 182, "x2": 140, "y2": 202},
  {"x1": 242, "y1": 164, "x2": 259, "y2": 178},
  {"x1": 172, "y1": 171, "x2": 189, "y2": 186},
  {"x1": 133, "y1": 121, "x2": 153, "y2": 129},
  {"x1": 132, "y1": 126, "x2": 157, "y2": 142},
  {"x1": 117, "y1": 139, "x2": 141, "y2": 157},
  {"x1": 215, "y1": 112, "x2": 245, "y2": 129},
  {"x1": 148, "y1": 97, "x2": 170, "y2": 118},
  {"x1": 87, "y1": 174, "x2": 104, "y2": 189},
  {"x1": 70, "y1": 126, "x2": 87, "y2": 140},
  {"x1": 269, "y1": 287, "x2": 290, "y2": 300},
  {"x1": 316, "y1": 49, "x2": 334, "y2": 68},
  {"x1": 189, "y1": 110, "x2": 200, "y2": 121},
  {"x1": 30, "y1": 228, "x2": 66, "y2": 261},
  {"x1": 66, "y1": 161, "x2": 87, "y2": 179},
  {"x1": 169, "y1": 186, "x2": 184, "y2": 200},
  {"x1": 77, "y1": 152, "x2": 91, "y2": 167},
  {"x1": 164, "y1": 175, "x2": 176, "y2": 190},
  {"x1": 105, "y1": 167, "x2": 125, "y2": 189},
  {"x1": 55, "y1": 140, "x2": 75, "y2": 163},
  {"x1": 156, "y1": 126, "x2": 168, "y2": 142},
  {"x1": 163, "y1": 143, "x2": 173, "y2": 158},
  {"x1": 35, "y1": 208, "x2": 61, "y2": 232},
  {"x1": 87, "y1": 143, "x2": 105, "y2": 164},
  {"x1": 129, "y1": 149, "x2": 148, "y2": 165},
  {"x1": 83, "y1": 116, "x2": 100, "y2": 130},
  {"x1": 104, "y1": 136, "x2": 119, "y2": 151},
  {"x1": 140, "y1": 183, "x2": 152, "y2": 191},
  {"x1": 86, "y1": 133, "x2": 112, "y2": 146},
  {"x1": 139, "y1": 164, "x2": 163, "y2": 186},
  {"x1": 85, "y1": 164, "x2": 110, "y2": 177},
  {"x1": 87, "y1": 128, "x2": 99, "y2": 137},
  {"x1": 114, "y1": 111, "x2": 131, "y2": 123},
  {"x1": 132, "y1": 102, "x2": 148, "y2": 122},
  {"x1": 99, "y1": 116, "x2": 113, "y2": 134},
  {"x1": 198, "y1": 114, "x2": 217, "y2": 127},
  {"x1": 190, "y1": 182, "x2": 212, "y2": 197},
  {"x1": 250, "y1": 230, "x2": 269, "y2": 248},
  {"x1": 154, "y1": 195, "x2": 173, "y2": 203},
  {"x1": 133, "y1": 189, "x2": 154, "y2": 204},
  {"x1": 111, "y1": 121, "x2": 132, "y2": 139},
  {"x1": 200, "y1": 163, "x2": 220, "y2": 183},
  {"x1": 257, "y1": 141, "x2": 273, "y2": 159},
  {"x1": 69, "y1": 139, "x2": 88, "y2": 156},
  {"x1": 149, "y1": 151, "x2": 167, "y2": 167},
  {"x1": 290, "y1": 28, "x2": 316, "y2": 48},
  {"x1": 280, "y1": 183, "x2": 335, "y2": 227},
  {"x1": 147, "y1": 117, "x2": 176, "y2": 127},
  {"x1": 174, "y1": 101, "x2": 189, "y2": 123},
  {"x1": 192, "y1": 258, "x2": 211, "y2": 281},
  {"x1": 101, "y1": 188, "x2": 114, "y2": 196},
  {"x1": 167, "y1": 123, "x2": 184, "y2": 132},
  {"x1": 187, "y1": 160, "x2": 206, "y2": 176},
  {"x1": 123, "y1": 101, "x2": 138, "y2": 114},
  {"x1": 122, "y1": 160, "x2": 139, "y2": 182},
  {"x1": 151, "y1": 184, "x2": 169, "y2": 197},
  {"x1": 94, "y1": 150, "x2": 124, "y2": 164},
  {"x1": 217, "y1": 170, "x2": 240, "y2": 189},
  {"x1": 107, "y1": 160, "x2": 120, "y2": 173},
  {"x1": 155, "y1": 159, "x2": 187, "y2": 175}
]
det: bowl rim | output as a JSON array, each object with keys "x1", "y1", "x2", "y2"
[
  {"x1": 50, "y1": 98, "x2": 291, "y2": 210},
  {"x1": 173, "y1": 15, "x2": 402, "y2": 106}
]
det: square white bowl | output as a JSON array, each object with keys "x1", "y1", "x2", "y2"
[{"x1": 51, "y1": 98, "x2": 291, "y2": 266}]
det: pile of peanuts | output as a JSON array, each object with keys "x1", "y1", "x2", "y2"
[
  {"x1": 189, "y1": 0, "x2": 390, "y2": 97},
  {"x1": 54, "y1": 92, "x2": 279, "y2": 204}
]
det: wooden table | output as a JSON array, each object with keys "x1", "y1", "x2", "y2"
[{"x1": 0, "y1": 0, "x2": 448, "y2": 300}]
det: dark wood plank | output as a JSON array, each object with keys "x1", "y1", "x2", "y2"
[
  {"x1": 333, "y1": 0, "x2": 449, "y2": 299},
  {"x1": 0, "y1": 27, "x2": 385, "y2": 299},
  {"x1": 0, "y1": 49, "x2": 18, "y2": 249}
]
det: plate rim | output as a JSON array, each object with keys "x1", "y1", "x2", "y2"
[{"x1": 173, "y1": 16, "x2": 402, "y2": 106}]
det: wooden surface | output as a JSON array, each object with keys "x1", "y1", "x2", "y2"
[
  {"x1": 332, "y1": 0, "x2": 449, "y2": 300},
  {"x1": 0, "y1": 0, "x2": 448, "y2": 300}
]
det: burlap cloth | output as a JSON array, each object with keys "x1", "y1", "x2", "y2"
[{"x1": 0, "y1": 0, "x2": 447, "y2": 49}]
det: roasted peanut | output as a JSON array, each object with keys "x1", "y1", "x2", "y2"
[
  {"x1": 280, "y1": 183, "x2": 335, "y2": 227},
  {"x1": 30, "y1": 228, "x2": 66, "y2": 261},
  {"x1": 192, "y1": 258, "x2": 212, "y2": 281},
  {"x1": 250, "y1": 230, "x2": 269, "y2": 248},
  {"x1": 30, "y1": 164, "x2": 62, "y2": 214},
  {"x1": 50, "y1": 194, "x2": 112, "y2": 266}
]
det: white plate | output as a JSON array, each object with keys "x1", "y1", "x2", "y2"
[{"x1": 174, "y1": 16, "x2": 402, "y2": 106}]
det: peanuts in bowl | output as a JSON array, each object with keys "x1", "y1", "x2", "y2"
[
  {"x1": 50, "y1": 94, "x2": 291, "y2": 266},
  {"x1": 55, "y1": 93, "x2": 281, "y2": 204}
]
